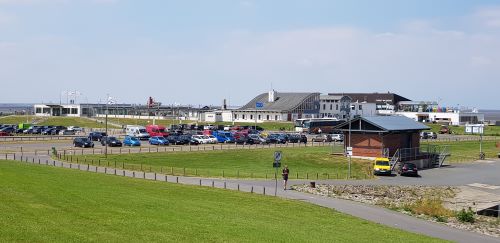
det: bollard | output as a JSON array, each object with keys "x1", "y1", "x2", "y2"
[
  {"x1": 165, "y1": 175, "x2": 168, "y2": 182},
  {"x1": 263, "y1": 187, "x2": 266, "y2": 195},
  {"x1": 176, "y1": 177, "x2": 179, "y2": 183},
  {"x1": 143, "y1": 172, "x2": 146, "y2": 179},
  {"x1": 251, "y1": 186, "x2": 254, "y2": 193},
  {"x1": 212, "y1": 181, "x2": 214, "y2": 187},
  {"x1": 105, "y1": 167, "x2": 107, "y2": 174},
  {"x1": 123, "y1": 170, "x2": 125, "y2": 176},
  {"x1": 199, "y1": 179, "x2": 202, "y2": 186},
  {"x1": 133, "y1": 171, "x2": 135, "y2": 177},
  {"x1": 238, "y1": 184, "x2": 240, "y2": 191},
  {"x1": 154, "y1": 173, "x2": 157, "y2": 180},
  {"x1": 224, "y1": 182, "x2": 226, "y2": 189}
]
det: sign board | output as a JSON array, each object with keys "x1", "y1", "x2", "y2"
[
  {"x1": 273, "y1": 161, "x2": 281, "y2": 168},
  {"x1": 465, "y1": 124, "x2": 484, "y2": 135},
  {"x1": 274, "y1": 151, "x2": 282, "y2": 162},
  {"x1": 346, "y1": 147, "x2": 353, "y2": 156},
  {"x1": 256, "y1": 102, "x2": 264, "y2": 108}
]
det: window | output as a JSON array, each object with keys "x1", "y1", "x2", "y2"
[
  {"x1": 336, "y1": 104, "x2": 339, "y2": 110},
  {"x1": 242, "y1": 114, "x2": 245, "y2": 119},
  {"x1": 250, "y1": 115, "x2": 253, "y2": 120},
  {"x1": 71, "y1": 108, "x2": 78, "y2": 114},
  {"x1": 323, "y1": 104, "x2": 326, "y2": 110},
  {"x1": 266, "y1": 115, "x2": 269, "y2": 120},
  {"x1": 330, "y1": 104, "x2": 333, "y2": 110},
  {"x1": 275, "y1": 115, "x2": 279, "y2": 120},
  {"x1": 36, "y1": 107, "x2": 42, "y2": 113},
  {"x1": 42, "y1": 108, "x2": 50, "y2": 114},
  {"x1": 258, "y1": 115, "x2": 261, "y2": 120},
  {"x1": 359, "y1": 105, "x2": 362, "y2": 110},
  {"x1": 234, "y1": 114, "x2": 238, "y2": 119},
  {"x1": 351, "y1": 106, "x2": 355, "y2": 110}
]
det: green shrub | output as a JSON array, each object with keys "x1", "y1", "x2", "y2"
[
  {"x1": 434, "y1": 215, "x2": 448, "y2": 223},
  {"x1": 411, "y1": 198, "x2": 452, "y2": 218},
  {"x1": 456, "y1": 208, "x2": 475, "y2": 223}
]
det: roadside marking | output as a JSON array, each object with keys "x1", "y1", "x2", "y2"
[{"x1": 467, "y1": 183, "x2": 500, "y2": 190}]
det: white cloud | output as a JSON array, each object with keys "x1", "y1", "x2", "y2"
[{"x1": 473, "y1": 7, "x2": 500, "y2": 28}]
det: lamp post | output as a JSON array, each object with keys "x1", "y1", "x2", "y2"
[{"x1": 340, "y1": 96, "x2": 352, "y2": 179}]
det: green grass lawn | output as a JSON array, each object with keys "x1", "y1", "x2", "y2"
[
  {"x1": 425, "y1": 123, "x2": 500, "y2": 136},
  {"x1": 0, "y1": 115, "x2": 119, "y2": 128},
  {"x1": 108, "y1": 117, "x2": 295, "y2": 131},
  {"x1": 66, "y1": 146, "x2": 372, "y2": 179},
  {"x1": 421, "y1": 140, "x2": 500, "y2": 162},
  {"x1": 0, "y1": 160, "x2": 444, "y2": 242}
]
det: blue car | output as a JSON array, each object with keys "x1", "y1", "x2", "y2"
[
  {"x1": 149, "y1": 136, "x2": 169, "y2": 146},
  {"x1": 123, "y1": 136, "x2": 141, "y2": 146},
  {"x1": 212, "y1": 131, "x2": 235, "y2": 143}
]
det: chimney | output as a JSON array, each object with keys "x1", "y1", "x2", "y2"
[
  {"x1": 223, "y1": 99, "x2": 227, "y2": 110},
  {"x1": 268, "y1": 90, "x2": 277, "y2": 103}
]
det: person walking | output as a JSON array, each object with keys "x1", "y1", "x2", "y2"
[{"x1": 282, "y1": 165, "x2": 289, "y2": 190}]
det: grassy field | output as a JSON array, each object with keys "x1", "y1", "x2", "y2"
[
  {"x1": 421, "y1": 140, "x2": 500, "y2": 162},
  {"x1": 65, "y1": 146, "x2": 373, "y2": 179},
  {"x1": 0, "y1": 160, "x2": 444, "y2": 242},
  {"x1": 108, "y1": 117, "x2": 295, "y2": 131},
  {"x1": 0, "y1": 115, "x2": 119, "y2": 128},
  {"x1": 425, "y1": 123, "x2": 500, "y2": 136}
]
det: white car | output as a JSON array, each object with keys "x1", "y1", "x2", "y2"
[
  {"x1": 192, "y1": 135, "x2": 210, "y2": 144},
  {"x1": 67, "y1": 126, "x2": 84, "y2": 132},
  {"x1": 206, "y1": 135, "x2": 218, "y2": 144},
  {"x1": 330, "y1": 134, "x2": 344, "y2": 142}
]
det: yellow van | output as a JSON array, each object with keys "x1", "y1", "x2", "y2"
[{"x1": 373, "y1": 157, "x2": 391, "y2": 176}]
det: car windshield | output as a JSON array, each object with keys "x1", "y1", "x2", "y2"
[
  {"x1": 203, "y1": 136, "x2": 209, "y2": 139},
  {"x1": 81, "y1": 138, "x2": 91, "y2": 142},
  {"x1": 109, "y1": 137, "x2": 117, "y2": 140},
  {"x1": 131, "y1": 137, "x2": 139, "y2": 141},
  {"x1": 404, "y1": 163, "x2": 415, "y2": 168},
  {"x1": 376, "y1": 161, "x2": 389, "y2": 166},
  {"x1": 139, "y1": 129, "x2": 147, "y2": 133},
  {"x1": 158, "y1": 137, "x2": 165, "y2": 140}
]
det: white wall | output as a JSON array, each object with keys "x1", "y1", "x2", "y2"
[{"x1": 319, "y1": 101, "x2": 377, "y2": 118}]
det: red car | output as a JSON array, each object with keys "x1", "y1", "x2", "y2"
[{"x1": 0, "y1": 131, "x2": 10, "y2": 136}]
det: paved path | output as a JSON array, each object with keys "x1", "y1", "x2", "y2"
[{"x1": 4, "y1": 154, "x2": 499, "y2": 243}]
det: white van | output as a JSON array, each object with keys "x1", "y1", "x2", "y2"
[{"x1": 125, "y1": 125, "x2": 150, "y2": 140}]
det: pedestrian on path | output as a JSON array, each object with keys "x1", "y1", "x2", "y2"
[{"x1": 282, "y1": 165, "x2": 289, "y2": 190}]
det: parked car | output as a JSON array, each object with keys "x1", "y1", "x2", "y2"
[
  {"x1": 88, "y1": 132, "x2": 107, "y2": 141},
  {"x1": 329, "y1": 133, "x2": 344, "y2": 142},
  {"x1": 0, "y1": 126, "x2": 16, "y2": 133},
  {"x1": 68, "y1": 126, "x2": 84, "y2": 132},
  {"x1": 398, "y1": 163, "x2": 418, "y2": 177},
  {"x1": 101, "y1": 136, "x2": 123, "y2": 147},
  {"x1": 267, "y1": 134, "x2": 287, "y2": 144},
  {"x1": 192, "y1": 135, "x2": 210, "y2": 144},
  {"x1": 166, "y1": 135, "x2": 185, "y2": 145},
  {"x1": 0, "y1": 131, "x2": 10, "y2": 136},
  {"x1": 179, "y1": 135, "x2": 199, "y2": 145},
  {"x1": 286, "y1": 134, "x2": 302, "y2": 143},
  {"x1": 60, "y1": 129, "x2": 76, "y2": 135},
  {"x1": 206, "y1": 135, "x2": 218, "y2": 144},
  {"x1": 300, "y1": 134, "x2": 308, "y2": 144},
  {"x1": 420, "y1": 132, "x2": 429, "y2": 139},
  {"x1": 311, "y1": 134, "x2": 326, "y2": 142},
  {"x1": 427, "y1": 132, "x2": 437, "y2": 139},
  {"x1": 73, "y1": 137, "x2": 94, "y2": 148},
  {"x1": 123, "y1": 136, "x2": 141, "y2": 146},
  {"x1": 149, "y1": 136, "x2": 169, "y2": 146},
  {"x1": 41, "y1": 128, "x2": 55, "y2": 135},
  {"x1": 373, "y1": 157, "x2": 391, "y2": 176},
  {"x1": 235, "y1": 136, "x2": 256, "y2": 145},
  {"x1": 439, "y1": 125, "x2": 451, "y2": 134},
  {"x1": 248, "y1": 134, "x2": 267, "y2": 144}
]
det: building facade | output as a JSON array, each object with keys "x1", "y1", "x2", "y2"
[{"x1": 319, "y1": 95, "x2": 377, "y2": 119}]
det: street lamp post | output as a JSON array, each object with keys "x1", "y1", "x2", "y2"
[{"x1": 340, "y1": 96, "x2": 352, "y2": 179}]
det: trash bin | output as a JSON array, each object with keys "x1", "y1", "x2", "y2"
[{"x1": 309, "y1": 181, "x2": 316, "y2": 188}]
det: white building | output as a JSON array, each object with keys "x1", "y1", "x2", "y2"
[
  {"x1": 395, "y1": 101, "x2": 484, "y2": 125},
  {"x1": 319, "y1": 95, "x2": 377, "y2": 119},
  {"x1": 34, "y1": 104, "x2": 82, "y2": 117}
]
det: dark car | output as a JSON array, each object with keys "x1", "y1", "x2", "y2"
[
  {"x1": 101, "y1": 136, "x2": 123, "y2": 147},
  {"x1": 41, "y1": 128, "x2": 55, "y2": 135},
  {"x1": 287, "y1": 134, "x2": 301, "y2": 143},
  {"x1": 300, "y1": 134, "x2": 308, "y2": 144},
  {"x1": 73, "y1": 137, "x2": 94, "y2": 148},
  {"x1": 0, "y1": 126, "x2": 16, "y2": 133},
  {"x1": 166, "y1": 135, "x2": 185, "y2": 145},
  {"x1": 88, "y1": 132, "x2": 107, "y2": 141},
  {"x1": 235, "y1": 136, "x2": 256, "y2": 145},
  {"x1": 267, "y1": 134, "x2": 287, "y2": 144},
  {"x1": 179, "y1": 135, "x2": 199, "y2": 145},
  {"x1": 61, "y1": 129, "x2": 76, "y2": 135},
  {"x1": 399, "y1": 163, "x2": 418, "y2": 177}
]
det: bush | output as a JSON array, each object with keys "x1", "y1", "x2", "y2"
[
  {"x1": 434, "y1": 215, "x2": 448, "y2": 223},
  {"x1": 456, "y1": 208, "x2": 475, "y2": 223},
  {"x1": 411, "y1": 198, "x2": 452, "y2": 218}
]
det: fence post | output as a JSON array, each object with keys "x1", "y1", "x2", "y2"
[
  {"x1": 251, "y1": 186, "x2": 254, "y2": 193},
  {"x1": 224, "y1": 182, "x2": 226, "y2": 189},
  {"x1": 212, "y1": 181, "x2": 215, "y2": 187},
  {"x1": 199, "y1": 179, "x2": 202, "y2": 186},
  {"x1": 238, "y1": 184, "x2": 240, "y2": 191},
  {"x1": 176, "y1": 177, "x2": 179, "y2": 183},
  {"x1": 263, "y1": 187, "x2": 266, "y2": 195}
]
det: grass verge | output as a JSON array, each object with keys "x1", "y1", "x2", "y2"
[{"x1": 0, "y1": 160, "x2": 444, "y2": 242}]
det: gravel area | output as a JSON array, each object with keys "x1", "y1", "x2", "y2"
[{"x1": 293, "y1": 184, "x2": 500, "y2": 238}]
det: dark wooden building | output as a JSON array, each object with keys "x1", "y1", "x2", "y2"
[{"x1": 335, "y1": 116, "x2": 429, "y2": 158}]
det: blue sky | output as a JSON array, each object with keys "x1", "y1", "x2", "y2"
[{"x1": 0, "y1": 0, "x2": 499, "y2": 108}]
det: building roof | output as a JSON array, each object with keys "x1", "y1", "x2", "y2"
[
  {"x1": 320, "y1": 95, "x2": 343, "y2": 100},
  {"x1": 335, "y1": 116, "x2": 429, "y2": 133},
  {"x1": 327, "y1": 92, "x2": 411, "y2": 105},
  {"x1": 239, "y1": 92, "x2": 320, "y2": 112}
]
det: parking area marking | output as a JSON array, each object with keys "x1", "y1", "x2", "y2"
[{"x1": 467, "y1": 183, "x2": 500, "y2": 190}]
